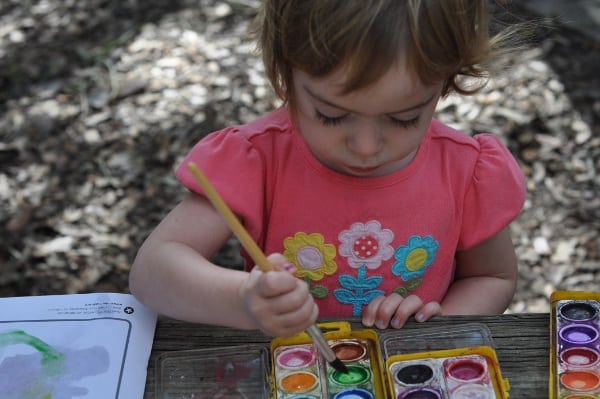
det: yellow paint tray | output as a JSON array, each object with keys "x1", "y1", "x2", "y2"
[
  {"x1": 550, "y1": 290, "x2": 600, "y2": 399},
  {"x1": 380, "y1": 323, "x2": 510, "y2": 398},
  {"x1": 270, "y1": 321, "x2": 386, "y2": 399}
]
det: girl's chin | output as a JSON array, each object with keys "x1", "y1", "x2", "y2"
[{"x1": 343, "y1": 165, "x2": 384, "y2": 177}]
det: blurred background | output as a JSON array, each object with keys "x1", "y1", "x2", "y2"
[{"x1": 0, "y1": 0, "x2": 598, "y2": 313}]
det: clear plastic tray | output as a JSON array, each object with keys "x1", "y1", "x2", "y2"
[
  {"x1": 155, "y1": 345, "x2": 270, "y2": 399},
  {"x1": 380, "y1": 323, "x2": 494, "y2": 358}
]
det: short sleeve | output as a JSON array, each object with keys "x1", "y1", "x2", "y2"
[
  {"x1": 175, "y1": 127, "x2": 267, "y2": 246},
  {"x1": 458, "y1": 134, "x2": 526, "y2": 250}
]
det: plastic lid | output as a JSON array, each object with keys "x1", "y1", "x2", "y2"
[
  {"x1": 380, "y1": 323, "x2": 494, "y2": 358},
  {"x1": 155, "y1": 345, "x2": 270, "y2": 398}
]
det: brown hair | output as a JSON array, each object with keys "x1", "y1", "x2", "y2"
[{"x1": 255, "y1": 0, "x2": 520, "y2": 108}]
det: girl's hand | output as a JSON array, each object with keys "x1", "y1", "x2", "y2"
[
  {"x1": 239, "y1": 254, "x2": 319, "y2": 337},
  {"x1": 362, "y1": 293, "x2": 442, "y2": 329}
]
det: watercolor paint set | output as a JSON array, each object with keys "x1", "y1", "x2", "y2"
[
  {"x1": 384, "y1": 346, "x2": 507, "y2": 399},
  {"x1": 155, "y1": 322, "x2": 510, "y2": 399},
  {"x1": 380, "y1": 324, "x2": 510, "y2": 399},
  {"x1": 550, "y1": 291, "x2": 600, "y2": 399},
  {"x1": 269, "y1": 322, "x2": 386, "y2": 398}
]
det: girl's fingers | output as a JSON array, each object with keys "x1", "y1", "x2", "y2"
[
  {"x1": 390, "y1": 295, "x2": 424, "y2": 329},
  {"x1": 363, "y1": 294, "x2": 442, "y2": 330},
  {"x1": 363, "y1": 293, "x2": 409, "y2": 329},
  {"x1": 256, "y1": 268, "x2": 299, "y2": 297},
  {"x1": 270, "y1": 296, "x2": 319, "y2": 336},
  {"x1": 415, "y1": 301, "x2": 442, "y2": 322},
  {"x1": 362, "y1": 295, "x2": 386, "y2": 327},
  {"x1": 267, "y1": 253, "x2": 295, "y2": 273},
  {"x1": 269, "y1": 279, "x2": 313, "y2": 315}
]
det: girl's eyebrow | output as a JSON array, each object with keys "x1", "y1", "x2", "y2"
[{"x1": 302, "y1": 84, "x2": 436, "y2": 114}]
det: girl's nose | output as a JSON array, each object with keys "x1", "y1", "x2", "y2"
[{"x1": 347, "y1": 122, "x2": 383, "y2": 158}]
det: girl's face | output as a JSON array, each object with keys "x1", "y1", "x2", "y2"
[{"x1": 292, "y1": 63, "x2": 443, "y2": 178}]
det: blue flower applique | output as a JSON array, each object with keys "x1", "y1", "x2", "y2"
[{"x1": 392, "y1": 235, "x2": 439, "y2": 281}]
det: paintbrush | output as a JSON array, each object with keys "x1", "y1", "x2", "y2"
[{"x1": 187, "y1": 162, "x2": 348, "y2": 374}]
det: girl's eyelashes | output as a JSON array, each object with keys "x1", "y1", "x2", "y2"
[
  {"x1": 315, "y1": 108, "x2": 420, "y2": 129},
  {"x1": 389, "y1": 115, "x2": 420, "y2": 128},
  {"x1": 315, "y1": 109, "x2": 347, "y2": 126}
]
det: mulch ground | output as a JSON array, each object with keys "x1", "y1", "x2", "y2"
[{"x1": 0, "y1": 1, "x2": 598, "y2": 313}]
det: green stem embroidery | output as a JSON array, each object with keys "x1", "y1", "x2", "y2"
[{"x1": 305, "y1": 275, "x2": 329, "y2": 299}]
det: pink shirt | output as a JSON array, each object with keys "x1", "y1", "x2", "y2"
[{"x1": 176, "y1": 107, "x2": 526, "y2": 317}]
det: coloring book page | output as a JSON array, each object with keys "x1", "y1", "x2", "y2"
[{"x1": 0, "y1": 293, "x2": 157, "y2": 399}]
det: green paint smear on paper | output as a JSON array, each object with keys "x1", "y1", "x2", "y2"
[{"x1": 0, "y1": 329, "x2": 65, "y2": 377}]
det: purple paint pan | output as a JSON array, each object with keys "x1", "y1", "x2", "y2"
[
  {"x1": 559, "y1": 324, "x2": 600, "y2": 349},
  {"x1": 398, "y1": 387, "x2": 442, "y2": 399}
]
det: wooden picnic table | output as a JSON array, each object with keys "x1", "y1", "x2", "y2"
[{"x1": 144, "y1": 313, "x2": 550, "y2": 399}]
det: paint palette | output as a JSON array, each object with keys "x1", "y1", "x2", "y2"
[
  {"x1": 271, "y1": 340, "x2": 376, "y2": 398},
  {"x1": 270, "y1": 323, "x2": 386, "y2": 399},
  {"x1": 155, "y1": 345, "x2": 270, "y2": 398},
  {"x1": 381, "y1": 324, "x2": 510, "y2": 399},
  {"x1": 154, "y1": 322, "x2": 510, "y2": 399},
  {"x1": 387, "y1": 348, "x2": 504, "y2": 399},
  {"x1": 550, "y1": 291, "x2": 600, "y2": 399}
]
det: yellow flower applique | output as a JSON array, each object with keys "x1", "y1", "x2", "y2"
[
  {"x1": 284, "y1": 232, "x2": 337, "y2": 281},
  {"x1": 283, "y1": 232, "x2": 337, "y2": 299}
]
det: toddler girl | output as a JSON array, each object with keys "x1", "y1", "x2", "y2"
[{"x1": 130, "y1": 0, "x2": 526, "y2": 337}]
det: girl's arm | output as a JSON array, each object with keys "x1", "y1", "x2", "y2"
[
  {"x1": 129, "y1": 192, "x2": 318, "y2": 336},
  {"x1": 440, "y1": 226, "x2": 518, "y2": 314}
]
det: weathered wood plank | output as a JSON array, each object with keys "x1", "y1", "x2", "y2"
[{"x1": 144, "y1": 313, "x2": 550, "y2": 399}]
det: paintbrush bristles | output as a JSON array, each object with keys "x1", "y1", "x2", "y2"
[{"x1": 187, "y1": 162, "x2": 274, "y2": 272}]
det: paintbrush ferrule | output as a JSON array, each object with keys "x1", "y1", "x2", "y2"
[{"x1": 306, "y1": 325, "x2": 349, "y2": 373}]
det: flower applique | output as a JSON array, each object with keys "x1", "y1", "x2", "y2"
[
  {"x1": 338, "y1": 220, "x2": 395, "y2": 269},
  {"x1": 334, "y1": 221, "x2": 394, "y2": 316},
  {"x1": 392, "y1": 235, "x2": 439, "y2": 297},
  {"x1": 283, "y1": 232, "x2": 337, "y2": 298}
]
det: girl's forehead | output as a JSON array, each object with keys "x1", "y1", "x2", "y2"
[
  {"x1": 294, "y1": 66, "x2": 441, "y2": 115},
  {"x1": 301, "y1": 61, "x2": 426, "y2": 98}
]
